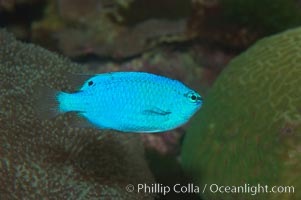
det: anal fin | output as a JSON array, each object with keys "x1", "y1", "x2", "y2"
[{"x1": 68, "y1": 112, "x2": 98, "y2": 129}]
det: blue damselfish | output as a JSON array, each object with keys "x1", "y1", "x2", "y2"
[{"x1": 43, "y1": 72, "x2": 203, "y2": 133}]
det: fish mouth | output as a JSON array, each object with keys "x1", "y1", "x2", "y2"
[{"x1": 197, "y1": 96, "x2": 203, "y2": 101}]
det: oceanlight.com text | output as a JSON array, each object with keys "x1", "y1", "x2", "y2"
[{"x1": 207, "y1": 183, "x2": 295, "y2": 196}]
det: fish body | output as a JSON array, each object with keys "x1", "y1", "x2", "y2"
[{"x1": 47, "y1": 72, "x2": 203, "y2": 133}]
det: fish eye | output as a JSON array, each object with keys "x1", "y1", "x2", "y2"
[
  {"x1": 187, "y1": 92, "x2": 202, "y2": 103},
  {"x1": 88, "y1": 80, "x2": 93, "y2": 86}
]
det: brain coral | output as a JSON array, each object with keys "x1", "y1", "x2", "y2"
[
  {"x1": 0, "y1": 29, "x2": 154, "y2": 199},
  {"x1": 181, "y1": 27, "x2": 301, "y2": 200}
]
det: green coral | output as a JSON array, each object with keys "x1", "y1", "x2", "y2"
[
  {"x1": 181, "y1": 27, "x2": 301, "y2": 200},
  {"x1": 0, "y1": 29, "x2": 154, "y2": 199}
]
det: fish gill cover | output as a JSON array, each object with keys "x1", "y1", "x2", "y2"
[
  {"x1": 0, "y1": 29, "x2": 154, "y2": 200},
  {"x1": 181, "y1": 27, "x2": 301, "y2": 200}
]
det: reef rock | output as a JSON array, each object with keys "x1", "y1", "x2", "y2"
[
  {"x1": 0, "y1": 29, "x2": 154, "y2": 200},
  {"x1": 32, "y1": 0, "x2": 190, "y2": 58},
  {"x1": 181, "y1": 27, "x2": 301, "y2": 200}
]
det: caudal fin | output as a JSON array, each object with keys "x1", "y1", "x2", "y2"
[{"x1": 33, "y1": 86, "x2": 64, "y2": 119}]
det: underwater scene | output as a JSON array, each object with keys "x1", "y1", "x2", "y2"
[{"x1": 0, "y1": 0, "x2": 300, "y2": 199}]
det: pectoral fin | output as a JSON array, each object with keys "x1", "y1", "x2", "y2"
[{"x1": 142, "y1": 107, "x2": 172, "y2": 116}]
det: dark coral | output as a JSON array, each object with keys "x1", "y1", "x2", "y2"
[
  {"x1": 188, "y1": 0, "x2": 301, "y2": 51},
  {"x1": 0, "y1": 0, "x2": 43, "y2": 11},
  {"x1": 0, "y1": 0, "x2": 46, "y2": 41},
  {"x1": 0, "y1": 29, "x2": 154, "y2": 199},
  {"x1": 220, "y1": 0, "x2": 301, "y2": 34}
]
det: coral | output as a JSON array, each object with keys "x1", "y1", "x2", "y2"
[
  {"x1": 181, "y1": 27, "x2": 301, "y2": 200},
  {"x1": 55, "y1": 19, "x2": 187, "y2": 58},
  {"x1": 0, "y1": 29, "x2": 154, "y2": 199}
]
